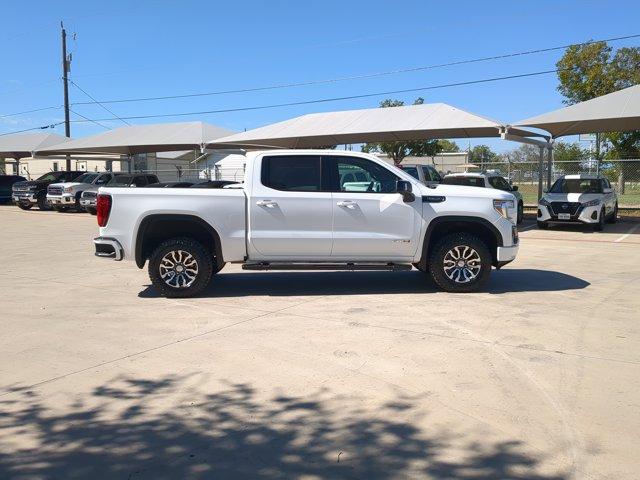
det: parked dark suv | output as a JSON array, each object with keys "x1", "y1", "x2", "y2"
[
  {"x1": 12, "y1": 171, "x2": 85, "y2": 210},
  {"x1": 0, "y1": 175, "x2": 27, "y2": 203}
]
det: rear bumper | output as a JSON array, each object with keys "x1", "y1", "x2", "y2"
[{"x1": 94, "y1": 237, "x2": 124, "y2": 261}]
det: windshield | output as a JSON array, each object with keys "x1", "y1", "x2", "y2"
[
  {"x1": 442, "y1": 176, "x2": 485, "y2": 188},
  {"x1": 401, "y1": 166, "x2": 420, "y2": 180},
  {"x1": 550, "y1": 179, "x2": 602, "y2": 194},
  {"x1": 35, "y1": 172, "x2": 64, "y2": 182},
  {"x1": 107, "y1": 175, "x2": 134, "y2": 186},
  {"x1": 73, "y1": 173, "x2": 99, "y2": 184}
]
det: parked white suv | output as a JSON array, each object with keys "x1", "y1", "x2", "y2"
[
  {"x1": 537, "y1": 174, "x2": 618, "y2": 231},
  {"x1": 93, "y1": 150, "x2": 519, "y2": 297},
  {"x1": 442, "y1": 172, "x2": 523, "y2": 224}
]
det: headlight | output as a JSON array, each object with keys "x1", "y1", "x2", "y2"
[
  {"x1": 539, "y1": 197, "x2": 550, "y2": 207},
  {"x1": 493, "y1": 199, "x2": 514, "y2": 219},
  {"x1": 64, "y1": 186, "x2": 74, "y2": 193},
  {"x1": 582, "y1": 199, "x2": 601, "y2": 207}
]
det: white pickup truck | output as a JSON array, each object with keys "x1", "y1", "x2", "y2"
[{"x1": 93, "y1": 150, "x2": 519, "y2": 297}]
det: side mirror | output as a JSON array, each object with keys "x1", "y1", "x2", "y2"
[
  {"x1": 603, "y1": 187, "x2": 613, "y2": 193},
  {"x1": 511, "y1": 185, "x2": 519, "y2": 192},
  {"x1": 397, "y1": 180, "x2": 415, "y2": 203}
]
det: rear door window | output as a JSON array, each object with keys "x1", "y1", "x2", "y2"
[{"x1": 261, "y1": 155, "x2": 322, "y2": 191}]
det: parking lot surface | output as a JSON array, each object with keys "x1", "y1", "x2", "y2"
[{"x1": 1, "y1": 205, "x2": 639, "y2": 479}]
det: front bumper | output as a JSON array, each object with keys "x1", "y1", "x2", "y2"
[
  {"x1": 12, "y1": 192, "x2": 37, "y2": 203},
  {"x1": 94, "y1": 237, "x2": 124, "y2": 261},
  {"x1": 496, "y1": 245, "x2": 518, "y2": 264},
  {"x1": 47, "y1": 194, "x2": 75, "y2": 205},
  {"x1": 538, "y1": 204, "x2": 601, "y2": 224},
  {"x1": 80, "y1": 198, "x2": 97, "y2": 208}
]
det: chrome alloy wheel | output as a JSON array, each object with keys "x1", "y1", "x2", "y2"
[
  {"x1": 443, "y1": 245, "x2": 481, "y2": 284},
  {"x1": 159, "y1": 250, "x2": 199, "y2": 288}
]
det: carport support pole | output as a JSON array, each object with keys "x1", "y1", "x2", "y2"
[
  {"x1": 546, "y1": 144, "x2": 553, "y2": 189},
  {"x1": 537, "y1": 146, "x2": 544, "y2": 201}
]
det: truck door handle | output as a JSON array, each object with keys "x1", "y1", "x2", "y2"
[
  {"x1": 256, "y1": 199, "x2": 278, "y2": 208},
  {"x1": 337, "y1": 200, "x2": 357, "y2": 209}
]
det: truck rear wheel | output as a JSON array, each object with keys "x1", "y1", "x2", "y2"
[
  {"x1": 428, "y1": 233, "x2": 491, "y2": 293},
  {"x1": 148, "y1": 237, "x2": 213, "y2": 298}
]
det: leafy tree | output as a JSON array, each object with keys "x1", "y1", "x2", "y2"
[
  {"x1": 552, "y1": 141, "x2": 589, "y2": 174},
  {"x1": 437, "y1": 139, "x2": 460, "y2": 152},
  {"x1": 556, "y1": 41, "x2": 640, "y2": 176},
  {"x1": 361, "y1": 98, "x2": 441, "y2": 165},
  {"x1": 468, "y1": 145, "x2": 497, "y2": 165}
]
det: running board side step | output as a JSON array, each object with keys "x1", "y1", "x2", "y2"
[{"x1": 242, "y1": 262, "x2": 413, "y2": 271}]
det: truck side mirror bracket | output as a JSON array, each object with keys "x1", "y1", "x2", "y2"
[{"x1": 397, "y1": 180, "x2": 415, "y2": 203}]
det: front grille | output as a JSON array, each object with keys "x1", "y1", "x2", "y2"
[
  {"x1": 82, "y1": 191, "x2": 97, "y2": 199},
  {"x1": 13, "y1": 186, "x2": 32, "y2": 193},
  {"x1": 549, "y1": 202, "x2": 581, "y2": 216},
  {"x1": 48, "y1": 186, "x2": 63, "y2": 195}
]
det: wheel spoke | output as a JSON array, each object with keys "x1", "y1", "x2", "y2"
[{"x1": 159, "y1": 250, "x2": 200, "y2": 289}]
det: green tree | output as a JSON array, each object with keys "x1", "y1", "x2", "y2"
[
  {"x1": 361, "y1": 98, "x2": 441, "y2": 165},
  {"x1": 437, "y1": 139, "x2": 460, "y2": 152},
  {"x1": 552, "y1": 141, "x2": 589, "y2": 174},
  {"x1": 468, "y1": 145, "x2": 497, "y2": 165},
  {"x1": 556, "y1": 41, "x2": 640, "y2": 166}
]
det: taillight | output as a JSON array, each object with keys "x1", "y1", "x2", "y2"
[{"x1": 96, "y1": 194, "x2": 112, "y2": 227}]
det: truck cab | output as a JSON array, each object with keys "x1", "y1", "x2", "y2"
[{"x1": 94, "y1": 150, "x2": 519, "y2": 297}]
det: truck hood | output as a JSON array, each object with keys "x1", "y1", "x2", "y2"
[
  {"x1": 48, "y1": 182, "x2": 91, "y2": 189},
  {"x1": 422, "y1": 183, "x2": 516, "y2": 201},
  {"x1": 12, "y1": 180, "x2": 46, "y2": 189},
  {"x1": 542, "y1": 192, "x2": 601, "y2": 203}
]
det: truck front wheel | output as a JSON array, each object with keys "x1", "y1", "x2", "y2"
[
  {"x1": 428, "y1": 233, "x2": 492, "y2": 293},
  {"x1": 148, "y1": 237, "x2": 213, "y2": 298}
]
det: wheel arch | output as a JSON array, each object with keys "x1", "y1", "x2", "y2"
[
  {"x1": 135, "y1": 214, "x2": 223, "y2": 270},
  {"x1": 418, "y1": 216, "x2": 503, "y2": 270}
]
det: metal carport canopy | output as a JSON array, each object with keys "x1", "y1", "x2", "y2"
[
  {"x1": 36, "y1": 121, "x2": 235, "y2": 156},
  {"x1": 206, "y1": 103, "x2": 543, "y2": 149},
  {"x1": 513, "y1": 84, "x2": 640, "y2": 138},
  {"x1": 0, "y1": 132, "x2": 71, "y2": 159}
]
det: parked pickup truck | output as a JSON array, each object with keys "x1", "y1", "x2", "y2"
[
  {"x1": 81, "y1": 173, "x2": 159, "y2": 214},
  {"x1": 47, "y1": 172, "x2": 114, "y2": 212},
  {"x1": 94, "y1": 150, "x2": 519, "y2": 297}
]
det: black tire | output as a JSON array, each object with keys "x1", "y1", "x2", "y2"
[
  {"x1": 148, "y1": 237, "x2": 213, "y2": 298},
  {"x1": 594, "y1": 208, "x2": 605, "y2": 232},
  {"x1": 517, "y1": 202, "x2": 524, "y2": 225},
  {"x1": 53, "y1": 206, "x2": 69, "y2": 212},
  {"x1": 74, "y1": 194, "x2": 83, "y2": 212},
  {"x1": 428, "y1": 233, "x2": 492, "y2": 293},
  {"x1": 607, "y1": 203, "x2": 618, "y2": 224},
  {"x1": 37, "y1": 194, "x2": 51, "y2": 211},
  {"x1": 86, "y1": 207, "x2": 97, "y2": 215},
  {"x1": 537, "y1": 221, "x2": 548, "y2": 230},
  {"x1": 17, "y1": 202, "x2": 33, "y2": 210}
]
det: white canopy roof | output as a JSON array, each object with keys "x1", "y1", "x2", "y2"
[
  {"x1": 0, "y1": 132, "x2": 71, "y2": 159},
  {"x1": 37, "y1": 121, "x2": 235, "y2": 156},
  {"x1": 514, "y1": 84, "x2": 640, "y2": 138},
  {"x1": 207, "y1": 103, "x2": 539, "y2": 149}
]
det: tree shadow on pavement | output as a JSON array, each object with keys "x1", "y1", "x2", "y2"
[
  {"x1": 0, "y1": 375, "x2": 566, "y2": 479},
  {"x1": 138, "y1": 269, "x2": 589, "y2": 298}
]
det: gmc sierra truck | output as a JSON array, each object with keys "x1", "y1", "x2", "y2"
[{"x1": 93, "y1": 150, "x2": 519, "y2": 297}]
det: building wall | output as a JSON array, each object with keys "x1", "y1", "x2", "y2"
[{"x1": 1, "y1": 156, "x2": 124, "y2": 180}]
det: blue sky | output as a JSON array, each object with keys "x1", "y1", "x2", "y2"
[{"x1": 2, "y1": 0, "x2": 639, "y2": 152}]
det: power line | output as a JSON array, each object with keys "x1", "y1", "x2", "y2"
[
  {"x1": 70, "y1": 33, "x2": 640, "y2": 106},
  {"x1": 69, "y1": 108, "x2": 110, "y2": 129},
  {"x1": 0, "y1": 123, "x2": 64, "y2": 137},
  {"x1": 69, "y1": 79, "x2": 130, "y2": 125},
  {"x1": 70, "y1": 68, "x2": 562, "y2": 123},
  {"x1": 0, "y1": 105, "x2": 60, "y2": 119},
  {"x1": 3, "y1": 33, "x2": 639, "y2": 119}
]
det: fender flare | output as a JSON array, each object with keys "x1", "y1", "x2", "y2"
[
  {"x1": 417, "y1": 216, "x2": 503, "y2": 270},
  {"x1": 135, "y1": 214, "x2": 223, "y2": 270}
]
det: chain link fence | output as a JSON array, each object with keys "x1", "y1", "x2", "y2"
[{"x1": 475, "y1": 158, "x2": 640, "y2": 207}]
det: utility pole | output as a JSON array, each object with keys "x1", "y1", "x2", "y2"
[{"x1": 61, "y1": 22, "x2": 71, "y2": 171}]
